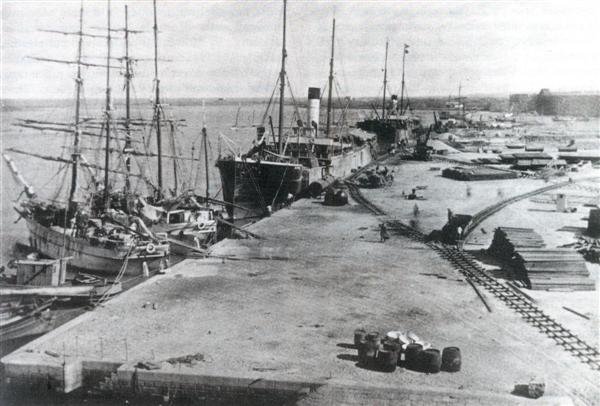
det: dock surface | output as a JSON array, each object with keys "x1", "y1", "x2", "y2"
[{"x1": 2, "y1": 178, "x2": 599, "y2": 404}]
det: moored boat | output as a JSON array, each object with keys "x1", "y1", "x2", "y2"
[
  {"x1": 3, "y1": 3, "x2": 170, "y2": 275},
  {"x1": 216, "y1": 5, "x2": 376, "y2": 218},
  {"x1": 0, "y1": 297, "x2": 56, "y2": 342},
  {"x1": 356, "y1": 42, "x2": 423, "y2": 150}
]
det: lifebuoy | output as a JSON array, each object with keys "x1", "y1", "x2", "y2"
[
  {"x1": 146, "y1": 243, "x2": 156, "y2": 254},
  {"x1": 197, "y1": 222, "x2": 205, "y2": 229}
]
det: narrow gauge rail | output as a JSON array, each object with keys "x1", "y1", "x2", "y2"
[{"x1": 345, "y1": 168, "x2": 600, "y2": 371}]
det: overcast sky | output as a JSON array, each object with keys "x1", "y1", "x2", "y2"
[{"x1": 2, "y1": 0, "x2": 599, "y2": 99}]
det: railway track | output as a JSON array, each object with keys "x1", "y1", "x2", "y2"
[
  {"x1": 462, "y1": 177, "x2": 600, "y2": 239},
  {"x1": 345, "y1": 183, "x2": 387, "y2": 216},
  {"x1": 346, "y1": 180, "x2": 600, "y2": 371}
]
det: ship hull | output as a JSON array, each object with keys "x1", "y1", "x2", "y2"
[
  {"x1": 356, "y1": 119, "x2": 414, "y2": 151},
  {"x1": 25, "y1": 218, "x2": 167, "y2": 275},
  {"x1": 216, "y1": 158, "x2": 305, "y2": 218},
  {"x1": 216, "y1": 144, "x2": 374, "y2": 218},
  {"x1": 356, "y1": 119, "x2": 400, "y2": 147}
]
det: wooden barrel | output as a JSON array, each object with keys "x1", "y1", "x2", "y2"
[
  {"x1": 441, "y1": 347, "x2": 461, "y2": 372},
  {"x1": 354, "y1": 329, "x2": 367, "y2": 346},
  {"x1": 404, "y1": 343, "x2": 423, "y2": 370},
  {"x1": 376, "y1": 348, "x2": 398, "y2": 372},
  {"x1": 366, "y1": 331, "x2": 381, "y2": 348},
  {"x1": 419, "y1": 348, "x2": 442, "y2": 373},
  {"x1": 357, "y1": 342, "x2": 369, "y2": 366},
  {"x1": 358, "y1": 341, "x2": 378, "y2": 367},
  {"x1": 382, "y1": 338, "x2": 401, "y2": 352}
]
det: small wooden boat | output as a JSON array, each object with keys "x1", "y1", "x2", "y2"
[{"x1": 0, "y1": 297, "x2": 56, "y2": 342}]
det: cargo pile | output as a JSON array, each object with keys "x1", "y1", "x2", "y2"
[
  {"x1": 353, "y1": 329, "x2": 461, "y2": 374},
  {"x1": 570, "y1": 235, "x2": 600, "y2": 263},
  {"x1": 441, "y1": 166, "x2": 518, "y2": 181},
  {"x1": 488, "y1": 228, "x2": 594, "y2": 290},
  {"x1": 355, "y1": 167, "x2": 394, "y2": 188},
  {"x1": 487, "y1": 227, "x2": 546, "y2": 261},
  {"x1": 513, "y1": 249, "x2": 595, "y2": 291}
]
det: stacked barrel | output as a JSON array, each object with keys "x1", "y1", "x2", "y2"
[{"x1": 353, "y1": 329, "x2": 461, "y2": 373}]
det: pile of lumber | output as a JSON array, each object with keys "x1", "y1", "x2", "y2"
[
  {"x1": 487, "y1": 228, "x2": 595, "y2": 291},
  {"x1": 487, "y1": 227, "x2": 546, "y2": 261},
  {"x1": 513, "y1": 249, "x2": 595, "y2": 291},
  {"x1": 441, "y1": 166, "x2": 518, "y2": 181}
]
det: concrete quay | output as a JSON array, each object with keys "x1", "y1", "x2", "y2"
[{"x1": 2, "y1": 185, "x2": 599, "y2": 404}]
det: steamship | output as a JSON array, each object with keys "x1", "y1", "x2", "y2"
[
  {"x1": 216, "y1": 6, "x2": 376, "y2": 218},
  {"x1": 357, "y1": 94, "x2": 421, "y2": 149},
  {"x1": 356, "y1": 42, "x2": 422, "y2": 150}
]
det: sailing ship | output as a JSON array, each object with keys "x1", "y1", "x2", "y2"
[
  {"x1": 216, "y1": 2, "x2": 376, "y2": 218},
  {"x1": 356, "y1": 42, "x2": 423, "y2": 149},
  {"x1": 3, "y1": 2, "x2": 170, "y2": 275},
  {"x1": 117, "y1": 0, "x2": 219, "y2": 255}
]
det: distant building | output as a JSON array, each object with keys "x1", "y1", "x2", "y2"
[
  {"x1": 508, "y1": 90, "x2": 600, "y2": 117},
  {"x1": 535, "y1": 88, "x2": 558, "y2": 115},
  {"x1": 536, "y1": 89, "x2": 600, "y2": 117},
  {"x1": 508, "y1": 93, "x2": 532, "y2": 113}
]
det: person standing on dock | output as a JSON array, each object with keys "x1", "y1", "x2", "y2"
[
  {"x1": 284, "y1": 193, "x2": 294, "y2": 208},
  {"x1": 380, "y1": 223, "x2": 390, "y2": 243}
]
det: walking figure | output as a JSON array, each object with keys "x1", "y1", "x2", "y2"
[{"x1": 380, "y1": 223, "x2": 390, "y2": 243}]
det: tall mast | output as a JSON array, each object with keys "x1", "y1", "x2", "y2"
[
  {"x1": 103, "y1": 0, "x2": 112, "y2": 208},
  {"x1": 381, "y1": 39, "x2": 388, "y2": 120},
  {"x1": 399, "y1": 43, "x2": 408, "y2": 115},
  {"x1": 68, "y1": 2, "x2": 84, "y2": 211},
  {"x1": 123, "y1": 5, "x2": 132, "y2": 198},
  {"x1": 325, "y1": 18, "x2": 335, "y2": 137},
  {"x1": 278, "y1": 0, "x2": 287, "y2": 154},
  {"x1": 170, "y1": 122, "x2": 178, "y2": 194},
  {"x1": 153, "y1": 0, "x2": 163, "y2": 195},
  {"x1": 202, "y1": 127, "x2": 209, "y2": 204}
]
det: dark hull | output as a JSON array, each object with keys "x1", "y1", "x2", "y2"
[
  {"x1": 216, "y1": 145, "x2": 374, "y2": 218},
  {"x1": 0, "y1": 313, "x2": 55, "y2": 342},
  {"x1": 25, "y1": 218, "x2": 168, "y2": 275},
  {"x1": 216, "y1": 158, "x2": 305, "y2": 218},
  {"x1": 356, "y1": 119, "x2": 406, "y2": 148}
]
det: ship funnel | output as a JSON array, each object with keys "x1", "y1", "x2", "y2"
[{"x1": 307, "y1": 87, "x2": 320, "y2": 137}]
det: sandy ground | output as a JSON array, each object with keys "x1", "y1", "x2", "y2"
[
  {"x1": 3, "y1": 197, "x2": 599, "y2": 405},
  {"x1": 360, "y1": 159, "x2": 551, "y2": 235}
]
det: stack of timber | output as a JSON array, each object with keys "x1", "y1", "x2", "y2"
[
  {"x1": 514, "y1": 249, "x2": 595, "y2": 291},
  {"x1": 488, "y1": 228, "x2": 595, "y2": 290},
  {"x1": 471, "y1": 157, "x2": 502, "y2": 165},
  {"x1": 511, "y1": 152, "x2": 553, "y2": 169},
  {"x1": 487, "y1": 227, "x2": 546, "y2": 261},
  {"x1": 441, "y1": 166, "x2": 518, "y2": 181},
  {"x1": 559, "y1": 151, "x2": 600, "y2": 164}
]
